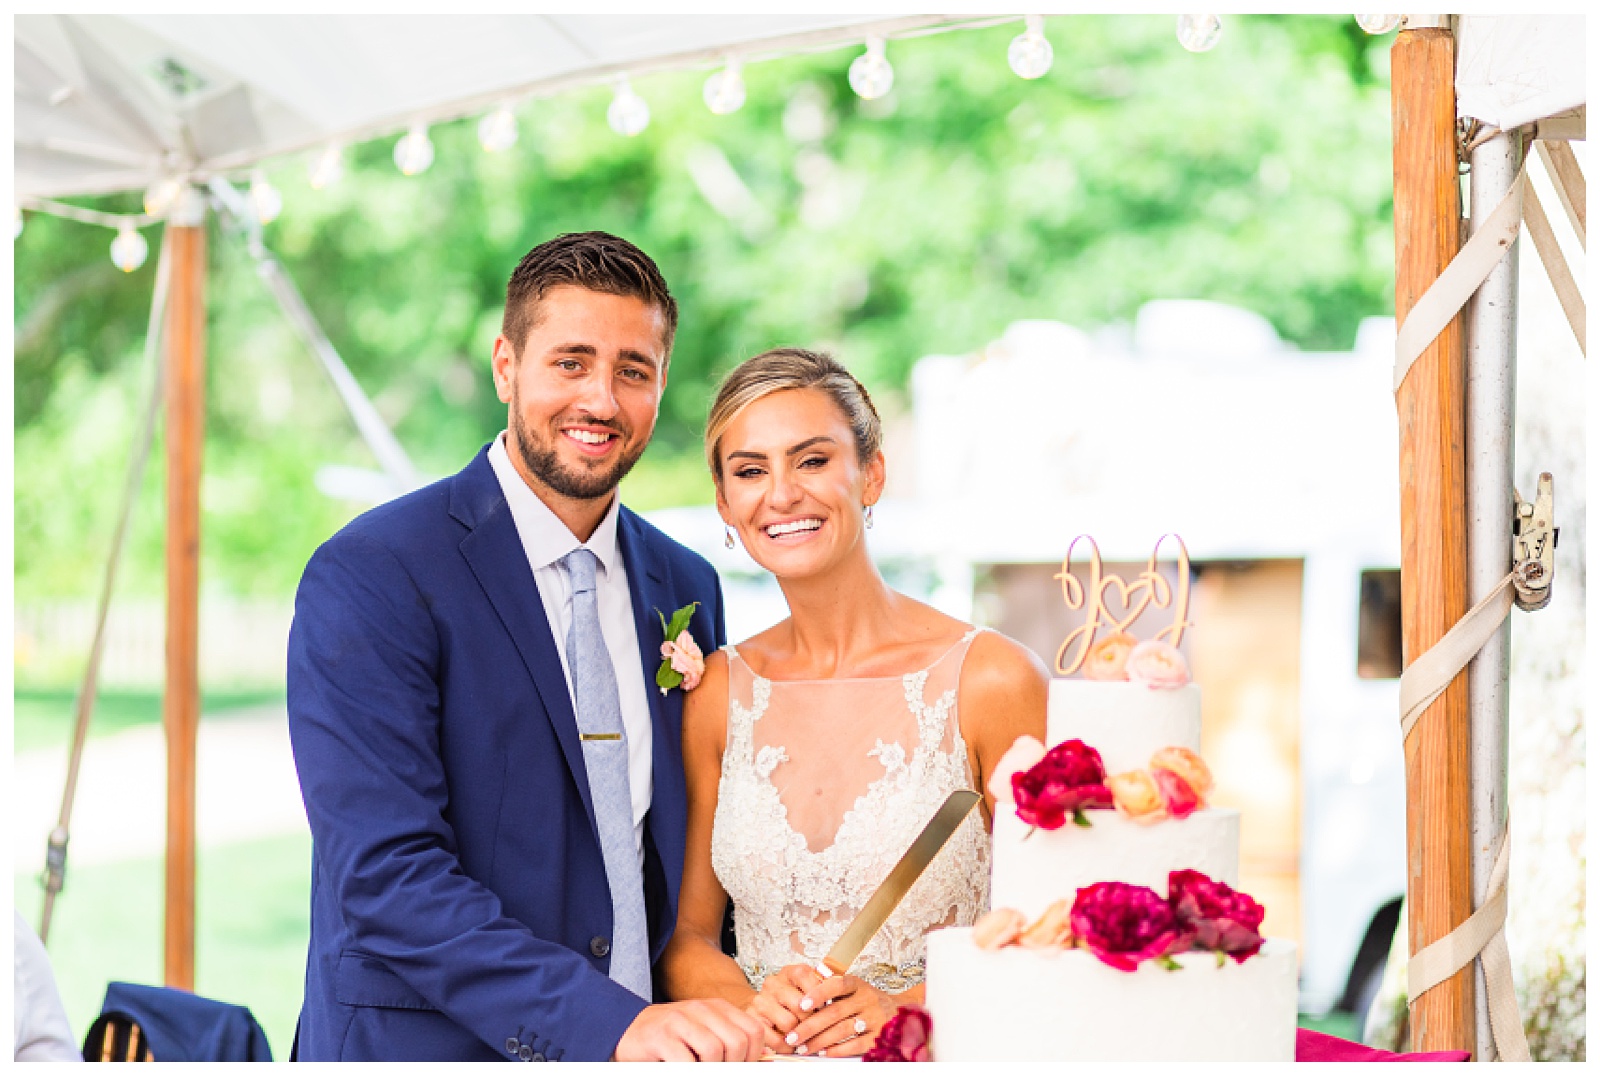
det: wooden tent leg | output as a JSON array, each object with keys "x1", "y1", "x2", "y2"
[
  {"x1": 163, "y1": 206, "x2": 206, "y2": 992},
  {"x1": 1392, "y1": 25, "x2": 1476, "y2": 1056}
]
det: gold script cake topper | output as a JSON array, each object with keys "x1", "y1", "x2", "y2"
[{"x1": 1053, "y1": 534, "x2": 1192, "y2": 676}]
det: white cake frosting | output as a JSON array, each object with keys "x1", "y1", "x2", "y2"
[
  {"x1": 1047, "y1": 680, "x2": 1202, "y2": 774},
  {"x1": 991, "y1": 807, "x2": 1239, "y2": 917},
  {"x1": 926, "y1": 930, "x2": 1298, "y2": 1062},
  {"x1": 923, "y1": 674, "x2": 1297, "y2": 1062}
]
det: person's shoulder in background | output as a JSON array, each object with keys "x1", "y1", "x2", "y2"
[{"x1": 14, "y1": 909, "x2": 82, "y2": 1061}]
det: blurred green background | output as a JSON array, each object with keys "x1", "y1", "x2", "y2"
[{"x1": 13, "y1": 15, "x2": 1391, "y2": 1055}]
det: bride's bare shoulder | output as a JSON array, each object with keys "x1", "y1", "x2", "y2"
[{"x1": 961, "y1": 629, "x2": 1050, "y2": 701}]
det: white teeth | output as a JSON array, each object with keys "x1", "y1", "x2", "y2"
[
  {"x1": 765, "y1": 518, "x2": 822, "y2": 538},
  {"x1": 565, "y1": 430, "x2": 612, "y2": 445}
]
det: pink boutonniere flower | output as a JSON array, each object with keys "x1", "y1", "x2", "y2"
[{"x1": 654, "y1": 603, "x2": 703, "y2": 695}]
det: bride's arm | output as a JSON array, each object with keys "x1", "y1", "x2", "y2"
[
  {"x1": 658, "y1": 650, "x2": 758, "y2": 1008},
  {"x1": 958, "y1": 632, "x2": 1050, "y2": 821}
]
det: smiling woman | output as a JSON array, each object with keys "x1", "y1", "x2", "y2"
[{"x1": 658, "y1": 346, "x2": 1049, "y2": 1058}]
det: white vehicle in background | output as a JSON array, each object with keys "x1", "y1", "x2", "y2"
[{"x1": 649, "y1": 300, "x2": 1410, "y2": 1018}]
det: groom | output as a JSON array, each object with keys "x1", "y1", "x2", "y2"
[{"x1": 287, "y1": 232, "x2": 762, "y2": 1061}]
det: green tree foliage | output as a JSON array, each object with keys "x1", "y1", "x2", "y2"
[{"x1": 13, "y1": 15, "x2": 1394, "y2": 600}]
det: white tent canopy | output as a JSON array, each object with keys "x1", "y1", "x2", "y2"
[{"x1": 15, "y1": 13, "x2": 972, "y2": 200}]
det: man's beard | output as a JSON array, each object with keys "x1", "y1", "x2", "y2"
[{"x1": 510, "y1": 387, "x2": 649, "y2": 501}]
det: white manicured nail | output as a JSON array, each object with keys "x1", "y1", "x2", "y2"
[
  {"x1": 795, "y1": 1045, "x2": 808, "y2": 1056},
  {"x1": 785, "y1": 1032, "x2": 798, "y2": 1046},
  {"x1": 817, "y1": 1049, "x2": 828, "y2": 1058},
  {"x1": 800, "y1": 997, "x2": 814, "y2": 1011}
]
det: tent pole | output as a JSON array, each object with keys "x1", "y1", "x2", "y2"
[
  {"x1": 163, "y1": 188, "x2": 207, "y2": 992},
  {"x1": 1391, "y1": 22, "x2": 1476, "y2": 1055},
  {"x1": 1464, "y1": 129, "x2": 1520, "y2": 1062}
]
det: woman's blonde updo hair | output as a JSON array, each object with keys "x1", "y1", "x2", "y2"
[{"x1": 704, "y1": 347, "x2": 883, "y2": 483}]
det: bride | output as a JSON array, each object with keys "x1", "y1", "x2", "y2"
[{"x1": 659, "y1": 348, "x2": 1047, "y2": 1057}]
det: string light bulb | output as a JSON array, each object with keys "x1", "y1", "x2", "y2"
[
  {"x1": 309, "y1": 143, "x2": 345, "y2": 189},
  {"x1": 110, "y1": 223, "x2": 149, "y2": 272},
  {"x1": 479, "y1": 104, "x2": 519, "y2": 152},
  {"x1": 849, "y1": 36, "x2": 894, "y2": 100},
  {"x1": 249, "y1": 170, "x2": 283, "y2": 225},
  {"x1": 607, "y1": 79, "x2": 651, "y2": 137},
  {"x1": 14, "y1": 206, "x2": 24, "y2": 240},
  {"x1": 1176, "y1": 14, "x2": 1223, "y2": 52},
  {"x1": 1355, "y1": 15, "x2": 1402, "y2": 35},
  {"x1": 703, "y1": 59, "x2": 747, "y2": 115},
  {"x1": 143, "y1": 176, "x2": 182, "y2": 218},
  {"x1": 1009, "y1": 15, "x2": 1054, "y2": 79},
  {"x1": 394, "y1": 124, "x2": 435, "y2": 176}
]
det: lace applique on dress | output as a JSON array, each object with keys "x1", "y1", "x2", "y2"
[{"x1": 709, "y1": 629, "x2": 991, "y2": 993}]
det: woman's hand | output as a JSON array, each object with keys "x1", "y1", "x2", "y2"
[
  {"x1": 783, "y1": 973, "x2": 899, "y2": 1058},
  {"x1": 744, "y1": 965, "x2": 824, "y2": 1054}
]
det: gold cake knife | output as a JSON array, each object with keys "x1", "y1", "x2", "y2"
[{"x1": 815, "y1": 788, "x2": 983, "y2": 978}]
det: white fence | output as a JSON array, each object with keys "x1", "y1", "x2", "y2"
[{"x1": 14, "y1": 599, "x2": 294, "y2": 689}]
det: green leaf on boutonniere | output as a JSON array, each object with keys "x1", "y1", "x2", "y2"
[{"x1": 655, "y1": 602, "x2": 700, "y2": 691}]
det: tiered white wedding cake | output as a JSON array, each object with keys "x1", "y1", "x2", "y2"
[{"x1": 923, "y1": 538, "x2": 1298, "y2": 1062}]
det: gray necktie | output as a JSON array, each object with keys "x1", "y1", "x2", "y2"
[{"x1": 561, "y1": 547, "x2": 651, "y2": 1000}]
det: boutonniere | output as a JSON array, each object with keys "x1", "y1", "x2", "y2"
[{"x1": 655, "y1": 602, "x2": 705, "y2": 695}]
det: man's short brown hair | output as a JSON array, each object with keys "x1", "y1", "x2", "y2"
[{"x1": 502, "y1": 231, "x2": 678, "y2": 354}]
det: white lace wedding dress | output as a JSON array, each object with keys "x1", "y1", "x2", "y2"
[{"x1": 710, "y1": 628, "x2": 992, "y2": 993}]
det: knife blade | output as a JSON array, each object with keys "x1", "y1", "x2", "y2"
[{"x1": 816, "y1": 788, "x2": 983, "y2": 978}]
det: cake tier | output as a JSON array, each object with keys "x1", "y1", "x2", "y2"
[
  {"x1": 991, "y1": 808, "x2": 1239, "y2": 918},
  {"x1": 1047, "y1": 681, "x2": 1202, "y2": 774},
  {"x1": 926, "y1": 929, "x2": 1298, "y2": 1061}
]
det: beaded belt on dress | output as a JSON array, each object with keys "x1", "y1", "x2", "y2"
[{"x1": 741, "y1": 958, "x2": 926, "y2": 994}]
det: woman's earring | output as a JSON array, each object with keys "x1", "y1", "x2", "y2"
[
  {"x1": 864, "y1": 504, "x2": 875, "y2": 529},
  {"x1": 724, "y1": 525, "x2": 736, "y2": 549}
]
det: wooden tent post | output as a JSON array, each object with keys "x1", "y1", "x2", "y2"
[
  {"x1": 163, "y1": 191, "x2": 206, "y2": 991},
  {"x1": 1391, "y1": 23, "x2": 1476, "y2": 1055}
]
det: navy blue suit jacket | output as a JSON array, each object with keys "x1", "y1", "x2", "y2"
[{"x1": 287, "y1": 445, "x2": 725, "y2": 1061}]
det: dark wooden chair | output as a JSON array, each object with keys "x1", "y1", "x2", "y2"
[{"x1": 84, "y1": 1016, "x2": 155, "y2": 1062}]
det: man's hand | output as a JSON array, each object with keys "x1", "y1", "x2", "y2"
[{"x1": 613, "y1": 1000, "x2": 767, "y2": 1062}]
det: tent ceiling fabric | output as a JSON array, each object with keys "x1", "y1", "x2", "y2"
[
  {"x1": 1455, "y1": 15, "x2": 1587, "y2": 132},
  {"x1": 14, "y1": 13, "x2": 926, "y2": 200}
]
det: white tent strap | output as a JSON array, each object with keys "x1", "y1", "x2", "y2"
[
  {"x1": 1399, "y1": 571, "x2": 1515, "y2": 740},
  {"x1": 1407, "y1": 830, "x2": 1533, "y2": 1062},
  {"x1": 1533, "y1": 140, "x2": 1586, "y2": 249},
  {"x1": 1392, "y1": 169, "x2": 1525, "y2": 393},
  {"x1": 1522, "y1": 181, "x2": 1587, "y2": 356}
]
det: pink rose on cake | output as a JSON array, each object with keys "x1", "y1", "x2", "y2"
[
  {"x1": 1149, "y1": 747, "x2": 1213, "y2": 814},
  {"x1": 1150, "y1": 767, "x2": 1202, "y2": 819},
  {"x1": 1107, "y1": 768, "x2": 1169, "y2": 824},
  {"x1": 1082, "y1": 632, "x2": 1137, "y2": 681},
  {"x1": 1124, "y1": 640, "x2": 1190, "y2": 689},
  {"x1": 1168, "y1": 870, "x2": 1266, "y2": 963},
  {"x1": 863, "y1": 1005, "x2": 933, "y2": 1062},
  {"x1": 1068, "y1": 881, "x2": 1194, "y2": 972},
  {"x1": 1012, "y1": 739, "x2": 1114, "y2": 830},
  {"x1": 986, "y1": 735, "x2": 1046, "y2": 805}
]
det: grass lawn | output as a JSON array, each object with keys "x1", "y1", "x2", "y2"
[
  {"x1": 16, "y1": 832, "x2": 312, "y2": 1060},
  {"x1": 14, "y1": 687, "x2": 286, "y2": 753}
]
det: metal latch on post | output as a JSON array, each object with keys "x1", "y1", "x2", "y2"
[{"x1": 1511, "y1": 473, "x2": 1557, "y2": 611}]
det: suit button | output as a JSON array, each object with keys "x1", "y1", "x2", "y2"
[
  {"x1": 590, "y1": 936, "x2": 611, "y2": 958},
  {"x1": 532, "y1": 1052, "x2": 547, "y2": 1062},
  {"x1": 506, "y1": 1038, "x2": 521, "y2": 1055},
  {"x1": 518, "y1": 1045, "x2": 534, "y2": 1061}
]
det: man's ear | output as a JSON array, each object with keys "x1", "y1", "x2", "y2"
[{"x1": 491, "y1": 335, "x2": 517, "y2": 404}]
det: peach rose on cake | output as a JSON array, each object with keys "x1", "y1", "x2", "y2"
[
  {"x1": 986, "y1": 735, "x2": 1046, "y2": 805},
  {"x1": 1107, "y1": 768, "x2": 1169, "y2": 825},
  {"x1": 1124, "y1": 639, "x2": 1190, "y2": 689},
  {"x1": 1082, "y1": 632, "x2": 1137, "y2": 681},
  {"x1": 1149, "y1": 746, "x2": 1214, "y2": 802}
]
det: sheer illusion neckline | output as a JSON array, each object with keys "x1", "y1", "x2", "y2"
[{"x1": 725, "y1": 629, "x2": 978, "y2": 684}]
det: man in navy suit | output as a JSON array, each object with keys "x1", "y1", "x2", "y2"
[{"x1": 287, "y1": 233, "x2": 764, "y2": 1061}]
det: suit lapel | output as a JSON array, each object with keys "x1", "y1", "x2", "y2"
[
  {"x1": 617, "y1": 508, "x2": 687, "y2": 941},
  {"x1": 454, "y1": 455, "x2": 599, "y2": 841}
]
